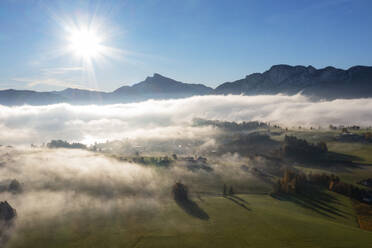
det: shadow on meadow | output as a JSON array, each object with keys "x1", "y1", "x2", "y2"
[
  {"x1": 271, "y1": 185, "x2": 351, "y2": 219},
  {"x1": 173, "y1": 182, "x2": 209, "y2": 220},
  {"x1": 175, "y1": 198, "x2": 210, "y2": 220},
  {"x1": 223, "y1": 195, "x2": 251, "y2": 211}
]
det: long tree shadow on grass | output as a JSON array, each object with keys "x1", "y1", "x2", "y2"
[
  {"x1": 223, "y1": 196, "x2": 251, "y2": 211},
  {"x1": 173, "y1": 183, "x2": 209, "y2": 220},
  {"x1": 290, "y1": 151, "x2": 372, "y2": 173},
  {"x1": 230, "y1": 195, "x2": 249, "y2": 204},
  {"x1": 271, "y1": 185, "x2": 351, "y2": 219},
  {"x1": 175, "y1": 198, "x2": 209, "y2": 220}
]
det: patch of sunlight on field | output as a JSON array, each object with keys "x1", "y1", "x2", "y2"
[
  {"x1": 326, "y1": 142, "x2": 372, "y2": 185},
  {"x1": 328, "y1": 142, "x2": 372, "y2": 164}
]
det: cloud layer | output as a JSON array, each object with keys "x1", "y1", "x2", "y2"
[
  {"x1": 0, "y1": 146, "x2": 259, "y2": 235},
  {"x1": 0, "y1": 94, "x2": 372, "y2": 145}
]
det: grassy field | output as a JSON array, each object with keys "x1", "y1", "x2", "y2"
[
  {"x1": 5, "y1": 129, "x2": 372, "y2": 247},
  {"x1": 293, "y1": 140, "x2": 372, "y2": 186},
  {"x1": 273, "y1": 129, "x2": 372, "y2": 185},
  {"x1": 326, "y1": 142, "x2": 372, "y2": 185},
  {"x1": 7, "y1": 192, "x2": 372, "y2": 248}
]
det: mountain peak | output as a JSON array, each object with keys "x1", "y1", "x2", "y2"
[
  {"x1": 323, "y1": 66, "x2": 337, "y2": 71},
  {"x1": 115, "y1": 73, "x2": 213, "y2": 96},
  {"x1": 269, "y1": 64, "x2": 294, "y2": 71},
  {"x1": 307, "y1": 65, "x2": 316, "y2": 73},
  {"x1": 143, "y1": 73, "x2": 171, "y2": 83},
  {"x1": 153, "y1": 73, "x2": 165, "y2": 78}
]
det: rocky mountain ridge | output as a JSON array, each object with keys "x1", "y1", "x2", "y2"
[{"x1": 1, "y1": 65, "x2": 371, "y2": 105}]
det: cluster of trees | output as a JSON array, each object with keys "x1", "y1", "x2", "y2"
[
  {"x1": 329, "y1": 124, "x2": 361, "y2": 131},
  {"x1": 8, "y1": 180, "x2": 21, "y2": 193},
  {"x1": 329, "y1": 180, "x2": 371, "y2": 203},
  {"x1": 270, "y1": 124, "x2": 281, "y2": 129},
  {"x1": 0, "y1": 179, "x2": 22, "y2": 194},
  {"x1": 282, "y1": 135, "x2": 328, "y2": 160},
  {"x1": 172, "y1": 182, "x2": 189, "y2": 202},
  {"x1": 307, "y1": 173, "x2": 339, "y2": 188},
  {"x1": 274, "y1": 169, "x2": 372, "y2": 203},
  {"x1": 180, "y1": 156, "x2": 208, "y2": 164},
  {"x1": 132, "y1": 156, "x2": 171, "y2": 167},
  {"x1": 216, "y1": 132, "x2": 277, "y2": 156},
  {"x1": 273, "y1": 169, "x2": 307, "y2": 194},
  {"x1": 193, "y1": 118, "x2": 268, "y2": 131},
  {"x1": 223, "y1": 184, "x2": 234, "y2": 195},
  {"x1": 172, "y1": 182, "x2": 236, "y2": 202},
  {"x1": 47, "y1": 140, "x2": 87, "y2": 149}
]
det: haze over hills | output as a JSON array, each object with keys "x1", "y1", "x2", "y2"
[{"x1": 1, "y1": 65, "x2": 372, "y2": 105}]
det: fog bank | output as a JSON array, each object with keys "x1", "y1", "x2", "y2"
[{"x1": 0, "y1": 94, "x2": 371, "y2": 145}]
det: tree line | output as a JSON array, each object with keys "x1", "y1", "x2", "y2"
[
  {"x1": 47, "y1": 140, "x2": 87, "y2": 149},
  {"x1": 282, "y1": 135, "x2": 328, "y2": 160},
  {"x1": 274, "y1": 169, "x2": 372, "y2": 204},
  {"x1": 193, "y1": 118, "x2": 268, "y2": 131}
]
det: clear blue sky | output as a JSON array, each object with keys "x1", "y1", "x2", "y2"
[{"x1": 0, "y1": 0, "x2": 371, "y2": 91}]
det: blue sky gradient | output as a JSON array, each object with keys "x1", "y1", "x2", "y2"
[{"x1": 0, "y1": 0, "x2": 371, "y2": 91}]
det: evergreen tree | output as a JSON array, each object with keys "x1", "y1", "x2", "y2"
[
  {"x1": 223, "y1": 184, "x2": 227, "y2": 195},
  {"x1": 229, "y1": 186, "x2": 234, "y2": 195}
]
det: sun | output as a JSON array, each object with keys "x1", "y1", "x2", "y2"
[
  {"x1": 67, "y1": 27, "x2": 104, "y2": 60},
  {"x1": 59, "y1": 15, "x2": 123, "y2": 87}
]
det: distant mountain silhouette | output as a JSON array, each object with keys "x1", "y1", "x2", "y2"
[
  {"x1": 215, "y1": 65, "x2": 372, "y2": 99},
  {"x1": 0, "y1": 89, "x2": 65, "y2": 105},
  {"x1": 113, "y1": 73, "x2": 213, "y2": 100},
  {"x1": 52, "y1": 88, "x2": 109, "y2": 104},
  {"x1": 0, "y1": 65, "x2": 372, "y2": 105}
]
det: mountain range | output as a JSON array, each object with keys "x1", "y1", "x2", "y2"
[{"x1": 1, "y1": 65, "x2": 371, "y2": 105}]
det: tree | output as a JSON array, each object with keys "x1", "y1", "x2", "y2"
[
  {"x1": 223, "y1": 184, "x2": 227, "y2": 195},
  {"x1": 8, "y1": 179, "x2": 22, "y2": 194},
  {"x1": 229, "y1": 186, "x2": 234, "y2": 195},
  {"x1": 317, "y1": 142, "x2": 328, "y2": 152},
  {"x1": 365, "y1": 132, "x2": 372, "y2": 141},
  {"x1": 329, "y1": 124, "x2": 337, "y2": 130},
  {"x1": 172, "y1": 182, "x2": 189, "y2": 202}
]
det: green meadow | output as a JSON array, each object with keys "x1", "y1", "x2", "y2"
[
  {"x1": 4, "y1": 129, "x2": 372, "y2": 248},
  {"x1": 7, "y1": 192, "x2": 372, "y2": 248}
]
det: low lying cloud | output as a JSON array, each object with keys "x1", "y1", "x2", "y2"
[
  {"x1": 0, "y1": 148, "x2": 168, "y2": 216},
  {"x1": 0, "y1": 146, "x2": 258, "y2": 233},
  {"x1": 0, "y1": 94, "x2": 372, "y2": 145}
]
